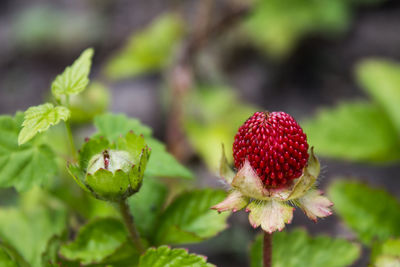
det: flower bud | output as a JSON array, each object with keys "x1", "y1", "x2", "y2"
[{"x1": 68, "y1": 132, "x2": 151, "y2": 202}]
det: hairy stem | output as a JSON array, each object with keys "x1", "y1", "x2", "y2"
[
  {"x1": 63, "y1": 96, "x2": 78, "y2": 160},
  {"x1": 119, "y1": 200, "x2": 145, "y2": 254},
  {"x1": 65, "y1": 121, "x2": 78, "y2": 160},
  {"x1": 263, "y1": 231, "x2": 272, "y2": 267}
]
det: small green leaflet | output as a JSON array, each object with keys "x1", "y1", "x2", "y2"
[
  {"x1": 152, "y1": 189, "x2": 229, "y2": 245},
  {"x1": 250, "y1": 228, "x2": 360, "y2": 267},
  {"x1": 51, "y1": 48, "x2": 94, "y2": 100},
  {"x1": 329, "y1": 180, "x2": 400, "y2": 245},
  {"x1": 59, "y1": 218, "x2": 131, "y2": 265},
  {"x1": 18, "y1": 103, "x2": 70, "y2": 145},
  {"x1": 139, "y1": 246, "x2": 215, "y2": 267},
  {"x1": 0, "y1": 113, "x2": 57, "y2": 191}
]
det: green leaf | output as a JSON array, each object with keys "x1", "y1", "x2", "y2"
[
  {"x1": 139, "y1": 246, "x2": 214, "y2": 267},
  {"x1": 243, "y1": 0, "x2": 349, "y2": 58},
  {"x1": 105, "y1": 14, "x2": 183, "y2": 80},
  {"x1": 94, "y1": 113, "x2": 193, "y2": 179},
  {"x1": 371, "y1": 239, "x2": 400, "y2": 266},
  {"x1": 60, "y1": 218, "x2": 128, "y2": 264},
  {"x1": 250, "y1": 228, "x2": 360, "y2": 267},
  {"x1": 0, "y1": 113, "x2": 58, "y2": 191},
  {"x1": 94, "y1": 113, "x2": 152, "y2": 139},
  {"x1": 18, "y1": 103, "x2": 70, "y2": 145},
  {"x1": 356, "y1": 59, "x2": 400, "y2": 134},
  {"x1": 127, "y1": 176, "x2": 168, "y2": 239},
  {"x1": 0, "y1": 188, "x2": 67, "y2": 267},
  {"x1": 0, "y1": 246, "x2": 18, "y2": 267},
  {"x1": 183, "y1": 86, "x2": 257, "y2": 171},
  {"x1": 51, "y1": 48, "x2": 94, "y2": 100},
  {"x1": 302, "y1": 101, "x2": 400, "y2": 162},
  {"x1": 153, "y1": 189, "x2": 229, "y2": 245},
  {"x1": 145, "y1": 138, "x2": 192, "y2": 179},
  {"x1": 329, "y1": 180, "x2": 400, "y2": 245}
]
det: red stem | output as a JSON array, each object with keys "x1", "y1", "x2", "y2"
[{"x1": 263, "y1": 231, "x2": 272, "y2": 267}]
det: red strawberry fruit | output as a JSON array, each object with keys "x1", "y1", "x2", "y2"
[{"x1": 233, "y1": 111, "x2": 309, "y2": 188}]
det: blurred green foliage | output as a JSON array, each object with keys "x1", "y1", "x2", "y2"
[
  {"x1": 304, "y1": 59, "x2": 400, "y2": 163},
  {"x1": 250, "y1": 228, "x2": 360, "y2": 267},
  {"x1": 243, "y1": 0, "x2": 349, "y2": 58},
  {"x1": 69, "y1": 82, "x2": 110, "y2": 123},
  {"x1": 12, "y1": 5, "x2": 104, "y2": 51},
  {"x1": 356, "y1": 59, "x2": 400, "y2": 134},
  {"x1": 183, "y1": 87, "x2": 257, "y2": 171},
  {"x1": 303, "y1": 101, "x2": 400, "y2": 162},
  {"x1": 105, "y1": 14, "x2": 184, "y2": 80},
  {"x1": 0, "y1": 188, "x2": 67, "y2": 267},
  {"x1": 0, "y1": 113, "x2": 58, "y2": 191},
  {"x1": 370, "y1": 239, "x2": 400, "y2": 266},
  {"x1": 329, "y1": 180, "x2": 400, "y2": 245},
  {"x1": 243, "y1": 0, "x2": 385, "y2": 58}
]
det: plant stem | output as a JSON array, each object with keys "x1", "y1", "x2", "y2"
[
  {"x1": 263, "y1": 231, "x2": 272, "y2": 267},
  {"x1": 119, "y1": 200, "x2": 145, "y2": 254},
  {"x1": 63, "y1": 95, "x2": 78, "y2": 161},
  {"x1": 65, "y1": 121, "x2": 78, "y2": 160}
]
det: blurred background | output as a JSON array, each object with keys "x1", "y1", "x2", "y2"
[{"x1": 1, "y1": 0, "x2": 400, "y2": 266}]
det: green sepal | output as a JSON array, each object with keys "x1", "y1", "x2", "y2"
[
  {"x1": 67, "y1": 163, "x2": 90, "y2": 193},
  {"x1": 128, "y1": 147, "x2": 150, "y2": 191},
  {"x1": 85, "y1": 169, "x2": 131, "y2": 201},
  {"x1": 287, "y1": 147, "x2": 319, "y2": 200}
]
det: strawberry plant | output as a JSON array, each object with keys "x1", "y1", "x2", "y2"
[{"x1": 1, "y1": 0, "x2": 400, "y2": 266}]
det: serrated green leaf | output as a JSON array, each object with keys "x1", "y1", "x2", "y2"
[
  {"x1": 91, "y1": 241, "x2": 140, "y2": 267},
  {"x1": 183, "y1": 87, "x2": 257, "y2": 171},
  {"x1": 371, "y1": 239, "x2": 400, "y2": 267},
  {"x1": 139, "y1": 246, "x2": 214, "y2": 267},
  {"x1": 153, "y1": 189, "x2": 229, "y2": 245},
  {"x1": 145, "y1": 138, "x2": 193, "y2": 179},
  {"x1": 60, "y1": 218, "x2": 128, "y2": 265},
  {"x1": 0, "y1": 246, "x2": 18, "y2": 267},
  {"x1": 250, "y1": 228, "x2": 360, "y2": 267},
  {"x1": 243, "y1": 0, "x2": 349, "y2": 58},
  {"x1": 0, "y1": 188, "x2": 67, "y2": 267},
  {"x1": 0, "y1": 113, "x2": 58, "y2": 191},
  {"x1": 329, "y1": 180, "x2": 400, "y2": 245},
  {"x1": 302, "y1": 101, "x2": 400, "y2": 162},
  {"x1": 127, "y1": 176, "x2": 168, "y2": 240},
  {"x1": 94, "y1": 113, "x2": 152, "y2": 139},
  {"x1": 94, "y1": 113, "x2": 193, "y2": 179},
  {"x1": 18, "y1": 103, "x2": 70, "y2": 145},
  {"x1": 105, "y1": 14, "x2": 183, "y2": 80},
  {"x1": 356, "y1": 59, "x2": 400, "y2": 134},
  {"x1": 51, "y1": 48, "x2": 94, "y2": 100}
]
